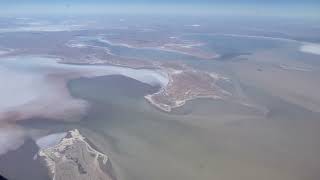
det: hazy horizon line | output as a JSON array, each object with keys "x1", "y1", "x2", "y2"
[{"x1": 0, "y1": 3, "x2": 319, "y2": 19}]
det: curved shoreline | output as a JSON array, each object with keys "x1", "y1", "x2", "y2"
[
  {"x1": 0, "y1": 54, "x2": 228, "y2": 116},
  {"x1": 144, "y1": 65, "x2": 228, "y2": 112},
  {"x1": 0, "y1": 55, "x2": 168, "y2": 122}
]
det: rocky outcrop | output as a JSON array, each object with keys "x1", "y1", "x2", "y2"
[{"x1": 38, "y1": 129, "x2": 116, "y2": 180}]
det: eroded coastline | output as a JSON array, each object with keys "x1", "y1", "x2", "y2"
[
  {"x1": 61, "y1": 36, "x2": 229, "y2": 112},
  {"x1": 37, "y1": 129, "x2": 116, "y2": 180},
  {"x1": 1, "y1": 16, "x2": 320, "y2": 180}
]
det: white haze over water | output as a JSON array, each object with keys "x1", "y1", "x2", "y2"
[
  {"x1": 0, "y1": 55, "x2": 168, "y2": 156},
  {"x1": 0, "y1": 19, "x2": 88, "y2": 33},
  {"x1": 0, "y1": 126, "x2": 25, "y2": 155},
  {"x1": 0, "y1": 66, "x2": 41, "y2": 110},
  {"x1": 0, "y1": 56, "x2": 168, "y2": 86},
  {"x1": 0, "y1": 56, "x2": 168, "y2": 122},
  {"x1": 300, "y1": 43, "x2": 320, "y2": 55}
]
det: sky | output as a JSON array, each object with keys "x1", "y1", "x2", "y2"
[
  {"x1": 0, "y1": 0, "x2": 319, "y2": 18},
  {"x1": 1, "y1": 0, "x2": 319, "y2": 3}
]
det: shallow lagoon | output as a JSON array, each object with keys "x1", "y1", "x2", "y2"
[
  {"x1": 64, "y1": 74, "x2": 320, "y2": 180},
  {"x1": 0, "y1": 56, "x2": 167, "y2": 120},
  {"x1": 0, "y1": 33, "x2": 320, "y2": 180}
]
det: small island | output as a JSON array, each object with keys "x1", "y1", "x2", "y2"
[
  {"x1": 145, "y1": 63, "x2": 229, "y2": 112},
  {"x1": 38, "y1": 129, "x2": 117, "y2": 180}
]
